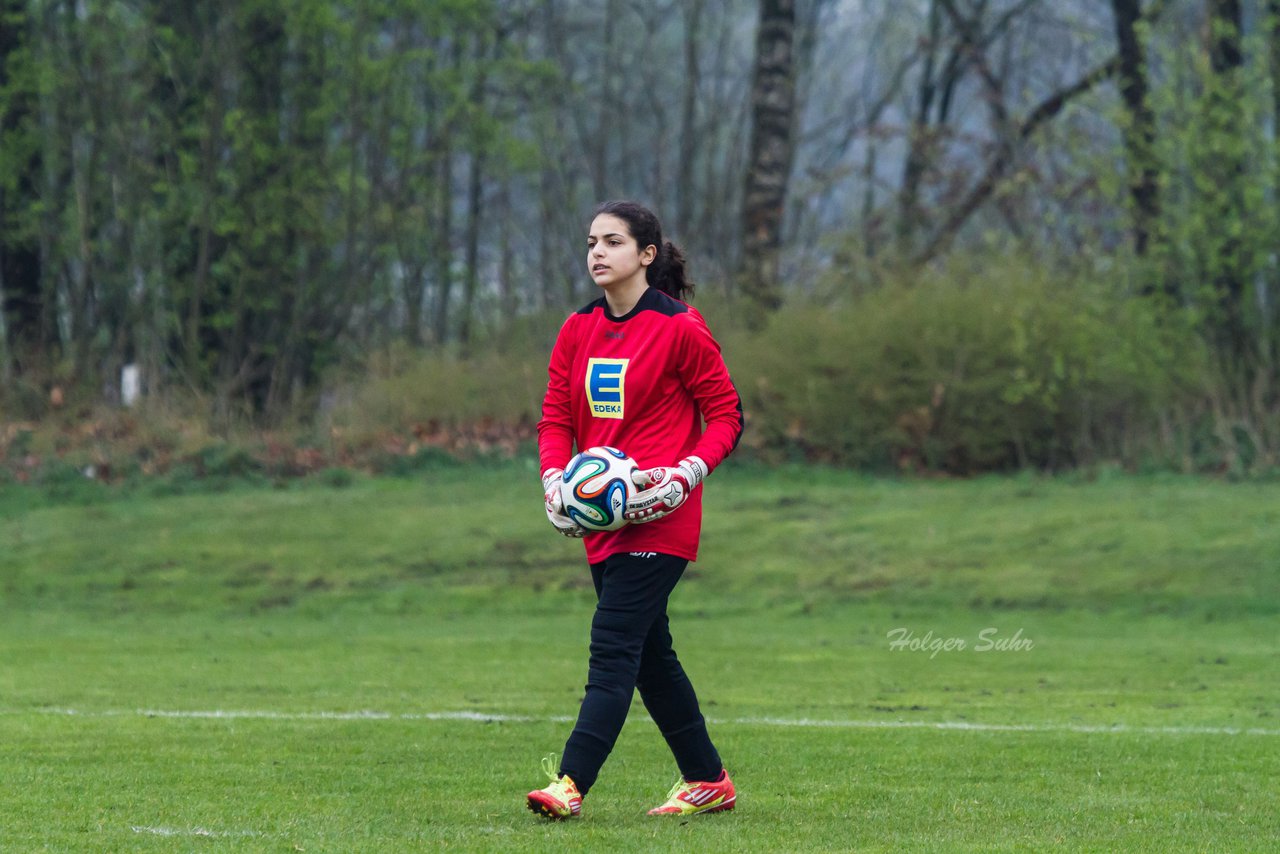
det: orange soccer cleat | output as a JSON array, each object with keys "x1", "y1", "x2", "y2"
[
  {"x1": 526, "y1": 754, "x2": 582, "y2": 820},
  {"x1": 647, "y1": 769, "x2": 736, "y2": 816}
]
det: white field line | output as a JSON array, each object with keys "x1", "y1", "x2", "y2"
[
  {"x1": 131, "y1": 825, "x2": 261, "y2": 838},
  {"x1": 21, "y1": 707, "x2": 1280, "y2": 737}
]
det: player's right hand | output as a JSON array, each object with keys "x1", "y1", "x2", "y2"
[{"x1": 542, "y1": 468, "x2": 586, "y2": 538}]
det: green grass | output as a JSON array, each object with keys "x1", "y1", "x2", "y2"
[{"x1": 1, "y1": 463, "x2": 1277, "y2": 851}]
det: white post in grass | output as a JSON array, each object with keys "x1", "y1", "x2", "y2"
[{"x1": 121, "y1": 363, "x2": 141, "y2": 407}]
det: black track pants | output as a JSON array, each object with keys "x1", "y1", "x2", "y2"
[{"x1": 558, "y1": 552, "x2": 722, "y2": 795}]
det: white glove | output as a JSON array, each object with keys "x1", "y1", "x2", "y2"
[
  {"x1": 542, "y1": 468, "x2": 586, "y2": 538},
  {"x1": 624, "y1": 456, "x2": 707, "y2": 524}
]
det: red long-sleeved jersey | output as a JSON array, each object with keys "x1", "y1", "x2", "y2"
[{"x1": 537, "y1": 288, "x2": 744, "y2": 563}]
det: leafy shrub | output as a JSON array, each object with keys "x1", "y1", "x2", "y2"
[
  {"x1": 722, "y1": 258, "x2": 1206, "y2": 472},
  {"x1": 378, "y1": 445, "x2": 462, "y2": 477},
  {"x1": 190, "y1": 442, "x2": 263, "y2": 478},
  {"x1": 324, "y1": 315, "x2": 564, "y2": 438},
  {"x1": 319, "y1": 326, "x2": 556, "y2": 465},
  {"x1": 316, "y1": 467, "x2": 356, "y2": 488}
]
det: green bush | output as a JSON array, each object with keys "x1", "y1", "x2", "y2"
[
  {"x1": 324, "y1": 339, "x2": 549, "y2": 436},
  {"x1": 722, "y1": 258, "x2": 1207, "y2": 472},
  {"x1": 316, "y1": 467, "x2": 356, "y2": 488},
  {"x1": 190, "y1": 442, "x2": 263, "y2": 479}
]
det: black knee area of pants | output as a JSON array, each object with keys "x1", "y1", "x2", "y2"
[
  {"x1": 585, "y1": 621, "x2": 645, "y2": 699},
  {"x1": 591, "y1": 607, "x2": 655, "y2": 654},
  {"x1": 635, "y1": 615, "x2": 680, "y2": 696}
]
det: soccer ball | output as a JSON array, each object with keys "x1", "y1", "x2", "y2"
[{"x1": 560, "y1": 446, "x2": 638, "y2": 532}]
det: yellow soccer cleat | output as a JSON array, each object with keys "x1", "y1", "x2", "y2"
[
  {"x1": 526, "y1": 754, "x2": 582, "y2": 820},
  {"x1": 647, "y1": 769, "x2": 736, "y2": 816}
]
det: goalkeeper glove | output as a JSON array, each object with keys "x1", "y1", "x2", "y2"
[
  {"x1": 624, "y1": 456, "x2": 707, "y2": 524},
  {"x1": 542, "y1": 468, "x2": 586, "y2": 538}
]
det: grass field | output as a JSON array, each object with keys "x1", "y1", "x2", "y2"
[{"x1": 1, "y1": 463, "x2": 1277, "y2": 852}]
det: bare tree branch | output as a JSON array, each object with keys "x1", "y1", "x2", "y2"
[{"x1": 914, "y1": 0, "x2": 1167, "y2": 265}]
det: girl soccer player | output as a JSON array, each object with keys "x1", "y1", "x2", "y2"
[{"x1": 526, "y1": 200, "x2": 744, "y2": 820}]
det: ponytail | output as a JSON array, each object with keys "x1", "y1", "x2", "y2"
[
  {"x1": 592, "y1": 200, "x2": 695, "y2": 302},
  {"x1": 649, "y1": 240, "x2": 695, "y2": 302}
]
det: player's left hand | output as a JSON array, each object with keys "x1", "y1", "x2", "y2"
[{"x1": 624, "y1": 456, "x2": 707, "y2": 523}]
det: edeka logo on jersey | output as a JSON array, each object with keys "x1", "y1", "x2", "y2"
[{"x1": 586, "y1": 358, "x2": 628, "y2": 419}]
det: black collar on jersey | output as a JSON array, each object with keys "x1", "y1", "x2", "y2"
[{"x1": 576, "y1": 287, "x2": 689, "y2": 322}]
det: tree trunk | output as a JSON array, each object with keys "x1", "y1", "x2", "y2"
[
  {"x1": 189, "y1": 72, "x2": 221, "y2": 376},
  {"x1": 1111, "y1": 0, "x2": 1160, "y2": 259},
  {"x1": 497, "y1": 171, "x2": 515, "y2": 336},
  {"x1": 403, "y1": 262, "x2": 426, "y2": 347},
  {"x1": 1264, "y1": 0, "x2": 1280, "y2": 364},
  {"x1": 738, "y1": 0, "x2": 797, "y2": 329},
  {"x1": 459, "y1": 147, "x2": 485, "y2": 350},
  {"x1": 861, "y1": 141, "x2": 878, "y2": 261},
  {"x1": 1269, "y1": 0, "x2": 1280, "y2": 132},
  {"x1": 0, "y1": 0, "x2": 48, "y2": 379},
  {"x1": 587, "y1": 0, "x2": 619, "y2": 202},
  {"x1": 676, "y1": 0, "x2": 704, "y2": 239},
  {"x1": 459, "y1": 33, "x2": 492, "y2": 351},
  {"x1": 432, "y1": 144, "x2": 455, "y2": 346},
  {"x1": 539, "y1": 167, "x2": 558, "y2": 311},
  {"x1": 1206, "y1": 0, "x2": 1247, "y2": 363},
  {"x1": 898, "y1": 0, "x2": 943, "y2": 251}
]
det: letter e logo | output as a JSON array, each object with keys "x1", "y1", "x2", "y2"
[{"x1": 586, "y1": 358, "x2": 627, "y2": 419}]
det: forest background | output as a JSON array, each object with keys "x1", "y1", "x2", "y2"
[{"x1": 1, "y1": 0, "x2": 1278, "y2": 480}]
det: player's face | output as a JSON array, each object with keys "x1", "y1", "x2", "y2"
[{"x1": 587, "y1": 214, "x2": 655, "y2": 290}]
